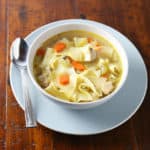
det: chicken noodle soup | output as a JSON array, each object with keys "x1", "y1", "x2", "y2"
[{"x1": 33, "y1": 30, "x2": 122, "y2": 102}]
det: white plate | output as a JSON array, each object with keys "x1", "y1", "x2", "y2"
[{"x1": 10, "y1": 19, "x2": 148, "y2": 135}]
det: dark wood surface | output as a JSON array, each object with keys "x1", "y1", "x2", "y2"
[{"x1": 0, "y1": 0, "x2": 149, "y2": 149}]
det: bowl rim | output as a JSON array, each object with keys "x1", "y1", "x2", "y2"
[{"x1": 27, "y1": 19, "x2": 129, "y2": 106}]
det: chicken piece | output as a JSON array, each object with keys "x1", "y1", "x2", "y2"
[
  {"x1": 68, "y1": 44, "x2": 97, "y2": 62},
  {"x1": 98, "y1": 77, "x2": 114, "y2": 95}
]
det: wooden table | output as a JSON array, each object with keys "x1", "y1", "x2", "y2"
[{"x1": 0, "y1": 0, "x2": 150, "y2": 149}]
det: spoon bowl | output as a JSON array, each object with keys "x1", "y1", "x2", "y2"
[{"x1": 11, "y1": 38, "x2": 28, "y2": 68}]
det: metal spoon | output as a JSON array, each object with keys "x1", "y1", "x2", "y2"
[{"x1": 10, "y1": 38, "x2": 37, "y2": 127}]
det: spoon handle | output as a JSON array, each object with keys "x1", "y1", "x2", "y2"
[{"x1": 20, "y1": 69, "x2": 37, "y2": 127}]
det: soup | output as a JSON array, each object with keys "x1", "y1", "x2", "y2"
[{"x1": 33, "y1": 30, "x2": 122, "y2": 102}]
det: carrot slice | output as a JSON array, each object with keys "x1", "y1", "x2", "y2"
[
  {"x1": 87, "y1": 37, "x2": 93, "y2": 43},
  {"x1": 59, "y1": 73, "x2": 70, "y2": 85},
  {"x1": 54, "y1": 42, "x2": 66, "y2": 52},
  {"x1": 72, "y1": 61, "x2": 85, "y2": 71},
  {"x1": 36, "y1": 48, "x2": 45, "y2": 56},
  {"x1": 102, "y1": 73, "x2": 109, "y2": 78}
]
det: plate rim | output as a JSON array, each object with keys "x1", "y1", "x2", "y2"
[{"x1": 9, "y1": 19, "x2": 148, "y2": 135}]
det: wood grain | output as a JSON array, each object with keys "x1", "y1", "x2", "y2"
[
  {"x1": 115, "y1": 1, "x2": 150, "y2": 150},
  {"x1": 0, "y1": 0, "x2": 6, "y2": 149},
  {"x1": 4, "y1": 0, "x2": 150, "y2": 149}
]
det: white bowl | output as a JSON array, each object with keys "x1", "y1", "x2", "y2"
[{"x1": 27, "y1": 19, "x2": 128, "y2": 109}]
